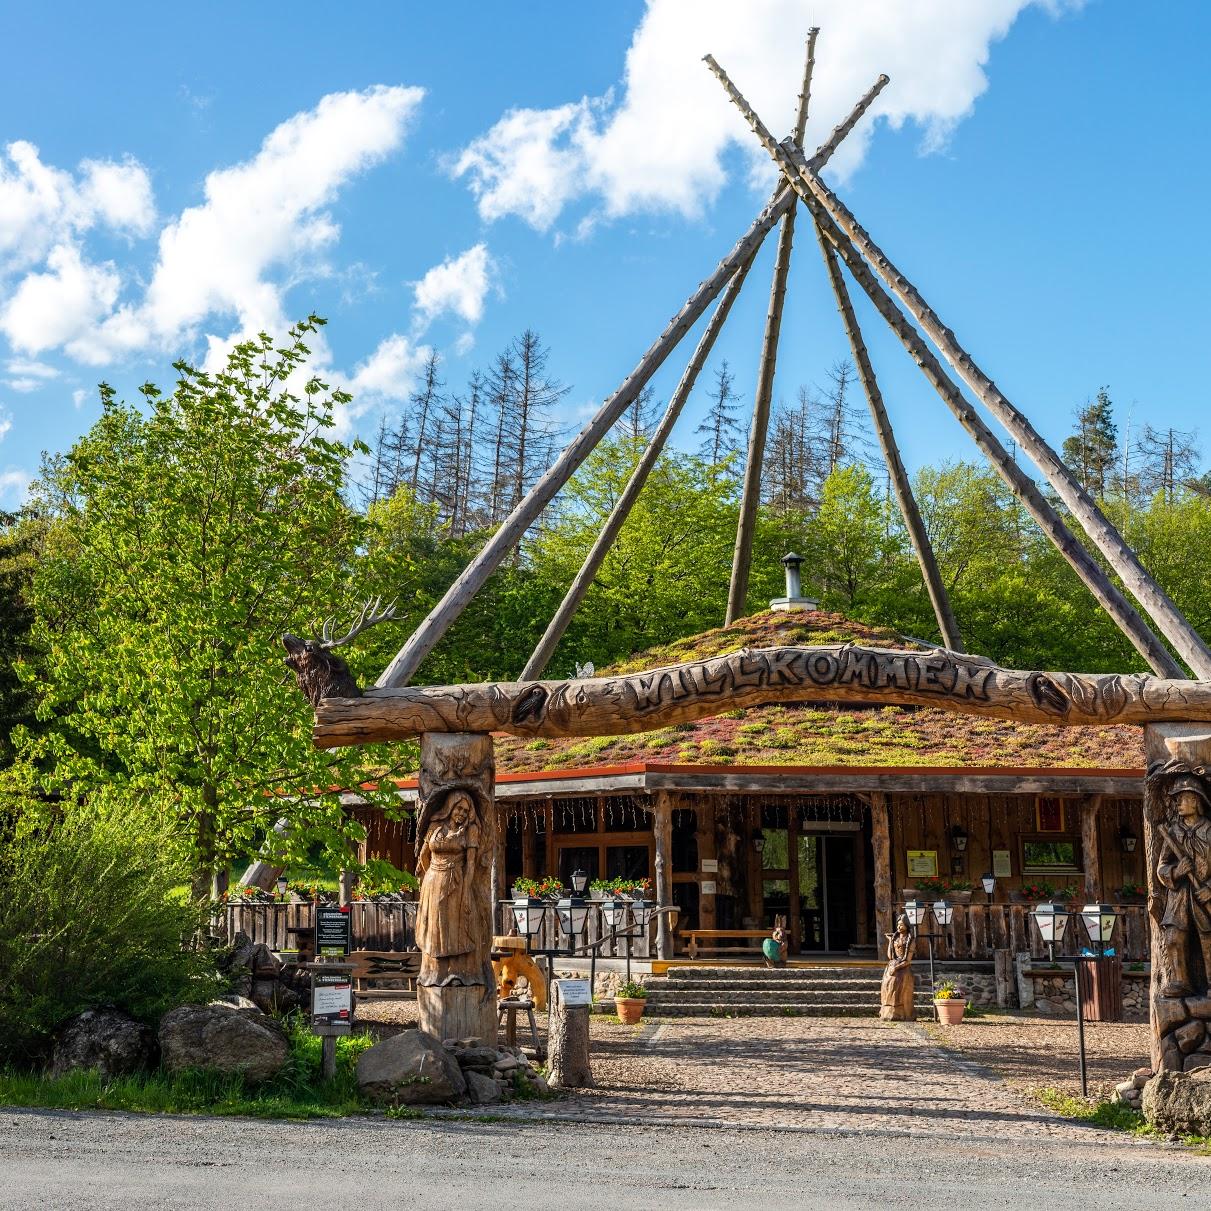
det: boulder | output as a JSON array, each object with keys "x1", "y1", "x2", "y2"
[
  {"x1": 465, "y1": 1070, "x2": 503, "y2": 1105},
  {"x1": 209, "y1": 994, "x2": 260, "y2": 1011},
  {"x1": 52, "y1": 1009, "x2": 155, "y2": 1080},
  {"x1": 357, "y1": 1030, "x2": 467, "y2": 1105},
  {"x1": 1142, "y1": 1068, "x2": 1211, "y2": 1135},
  {"x1": 452, "y1": 1046, "x2": 500, "y2": 1070},
  {"x1": 158, "y1": 1003, "x2": 289, "y2": 1083}
]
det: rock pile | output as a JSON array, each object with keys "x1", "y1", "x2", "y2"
[
  {"x1": 1112, "y1": 1066, "x2": 1153, "y2": 1112},
  {"x1": 356, "y1": 1029, "x2": 549, "y2": 1107}
]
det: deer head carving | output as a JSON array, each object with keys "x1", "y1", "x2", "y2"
[{"x1": 282, "y1": 597, "x2": 398, "y2": 709}]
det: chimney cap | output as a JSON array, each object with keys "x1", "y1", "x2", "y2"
[{"x1": 780, "y1": 551, "x2": 803, "y2": 568}]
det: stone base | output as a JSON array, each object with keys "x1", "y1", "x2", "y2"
[
  {"x1": 1156, "y1": 995, "x2": 1211, "y2": 1072},
  {"x1": 418, "y1": 982, "x2": 496, "y2": 1044}
]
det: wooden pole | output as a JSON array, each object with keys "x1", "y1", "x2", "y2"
[
  {"x1": 870, "y1": 792, "x2": 894, "y2": 945},
  {"x1": 520, "y1": 252, "x2": 757, "y2": 680},
  {"x1": 313, "y1": 642, "x2": 1211, "y2": 748},
  {"x1": 705, "y1": 54, "x2": 1211, "y2": 679},
  {"x1": 725, "y1": 28, "x2": 820, "y2": 625},
  {"x1": 817, "y1": 236, "x2": 963, "y2": 651},
  {"x1": 652, "y1": 790, "x2": 674, "y2": 961},
  {"x1": 1081, "y1": 794, "x2": 1103, "y2": 902},
  {"x1": 701, "y1": 58, "x2": 1182, "y2": 680},
  {"x1": 376, "y1": 77, "x2": 892, "y2": 690}
]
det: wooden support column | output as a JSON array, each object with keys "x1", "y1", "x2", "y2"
[
  {"x1": 726, "y1": 28, "x2": 817, "y2": 625},
  {"x1": 1081, "y1": 795, "x2": 1103, "y2": 902},
  {"x1": 652, "y1": 790, "x2": 674, "y2": 960},
  {"x1": 817, "y1": 236, "x2": 963, "y2": 651},
  {"x1": 704, "y1": 55, "x2": 1206, "y2": 678},
  {"x1": 870, "y1": 793, "x2": 894, "y2": 945},
  {"x1": 697, "y1": 801, "x2": 718, "y2": 930},
  {"x1": 414, "y1": 732, "x2": 497, "y2": 1044}
]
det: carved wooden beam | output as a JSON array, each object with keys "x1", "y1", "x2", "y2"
[{"x1": 313, "y1": 644, "x2": 1211, "y2": 748}]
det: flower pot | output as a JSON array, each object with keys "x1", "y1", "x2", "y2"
[
  {"x1": 934, "y1": 998, "x2": 967, "y2": 1025},
  {"x1": 614, "y1": 996, "x2": 646, "y2": 1025},
  {"x1": 948, "y1": 890, "x2": 973, "y2": 905}
]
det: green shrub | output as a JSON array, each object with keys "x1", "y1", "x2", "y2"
[{"x1": 0, "y1": 803, "x2": 225, "y2": 1064}]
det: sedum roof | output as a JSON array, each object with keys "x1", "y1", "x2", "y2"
[{"x1": 493, "y1": 609, "x2": 1145, "y2": 774}]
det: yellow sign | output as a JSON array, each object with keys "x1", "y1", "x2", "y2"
[{"x1": 906, "y1": 850, "x2": 938, "y2": 878}]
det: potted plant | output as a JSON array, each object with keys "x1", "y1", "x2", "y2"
[
  {"x1": 615, "y1": 979, "x2": 647, "y2": 1024},
  {"x1": 1011, "y1": 880, "x2": 1054, "y2": 905},
  {"x1": 1118, "y1": 881, "x2": 1146, "y2": 904},
  {"x1": 933, "y1": 980, "x2": 967, "y2": 1025}
]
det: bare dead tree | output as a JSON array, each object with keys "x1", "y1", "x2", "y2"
[
  {"x1": 1138, "y1": 424, "x2": 1200, "y2": 505},
  {"x1": 697, "y1": 359, "x2": 742, "y2": 465}
]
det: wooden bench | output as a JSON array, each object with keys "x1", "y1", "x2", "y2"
[{"x1": 683, "y1": 929, "x2": 769, "y2": 959}]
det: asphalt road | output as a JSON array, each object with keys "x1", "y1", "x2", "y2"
[{"x1": 1, "y1": 1106, "x2": 1208, "y2": 1210}]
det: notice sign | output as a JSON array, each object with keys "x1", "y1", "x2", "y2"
[
  {"x1": 992, "y1": 849, "x2": 1012, "y2": 878},
  {"x1": 906, "y1": 850, "x2": 938, "y2": 879},
  {"x1": 315, "y1": 906, "x2": 352, "y2": 956},
  {"x1": 312, "y1": 972, "x2": 352, "y2": 1026},
  {"x1": 555, "y1": 978, "x2": 592, "y2": 1007}
]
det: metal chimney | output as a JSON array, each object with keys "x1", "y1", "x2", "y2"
[{"x1": 769, "y1": 552, "x2": 818, "y2": 612}]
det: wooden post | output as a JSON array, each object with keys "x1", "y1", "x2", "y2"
[
  {"x1": 1081, "y1": 795, "x2": 1103, "y2": 901},
  {"x1": 414, "y1": 732, "x2": 497, "y2": 1044},
  {"x1": 726, "y1": 28, "x2": 818, "y2": 625},
  {"x1": 994, "y1": 949, "x2": 1017, "y2": 1008},
  {"x1": 816, "y1": 236, "x2": 963, "y2": 651},
  {"x1": 522, "y1": 251, "x2": 758, "y2": 678},
  {"x1": 870, "y1": 793, "x2": 894, "y2": 945},
  {"x1": 704, "y1": 55, "x2": 1208, "y2": 678},
  {"x1": 547, "y1": 982, "x2": 592, "y2": 1089},
  {"x1": 376, "y1": 76, "x2": 890, "y2": 689},
  {"x1": 653, "y1": 790, "x2": 674, "y2": 960},
  {"x1": 337, "y1": 869, "x2": 355, "y2": 908}
]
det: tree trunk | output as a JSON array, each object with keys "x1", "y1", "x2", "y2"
[
  {"x1": 315, "y1": 644, "x2": 1211, "y2": 747},
  {"x1": 653, "y1": 791, "x2": 674, "y2": 961},
  {"x1": 547, "y1": 992, "x2": 593, "y2": 1089},
  {"x1": 1081, "y1": 796, "x2": 1103, "y2": 902},
  {"x1": 870, "y1": 792, "x2": 893, "y2": 945}
]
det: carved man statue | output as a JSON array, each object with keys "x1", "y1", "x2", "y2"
[{"x1": 1156, "y1": 768, "x2": 1211, "y2": 998}]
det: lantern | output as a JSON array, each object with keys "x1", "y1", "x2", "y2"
[
  {"x1": 1032, "y1": 901, "x2": 1070, "y2": 946},
  {"x1": 556, "y1": 896, "x2": 591, "y2": 938},
  {"x1": 511, "y1": 897, "x2": 546, "y2": 937},
  {"x1": 980, "y1": 872, "x2": 996, "y2": 897},
  {"x1": 903, "y1": 899, "x2": 926, "y2": 928},
  {"x1": 570, "y1": 868, "x2": 589, "y2": 895},
  {"x1": 932, "y1": 900, "x2": 953, "y2": 927},
  {"x1": 1081, "y1": 903, "x2": 1118, "y2": 947}
]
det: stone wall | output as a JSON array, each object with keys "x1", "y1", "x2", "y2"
[
  {"x1": 1013, "y1": 953, "x2": 1148, "y2": 1017},
  {"x1": 927, "y1": 967, "x2": 998, "y2": 1008}
]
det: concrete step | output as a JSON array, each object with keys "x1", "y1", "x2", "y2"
[
  {"x1": 645, "y1": 989, "x2": 932, "y2": 1006},
  {"x1": 639, "y1": 1002, "x2": 892, "y2": 1018},
  {"x1": 658, "y1": 981, "x2": 887, "y2": 998},
  {"x1": 666, "y1": 966, "x2": 882, "y2": 983}
]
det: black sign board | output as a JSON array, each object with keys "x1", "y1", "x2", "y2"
[
  {"x1": 315, "y1": 905, "x2": 352, "y2": 956},
  {"x1": 312, "y1": 971, "x2": 353, "y2": 1027}
]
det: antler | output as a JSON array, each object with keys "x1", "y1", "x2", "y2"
[{"x1": 316, "y1": 597, "x2": 399, "y2": 649}]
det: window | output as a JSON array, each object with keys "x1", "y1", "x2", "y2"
[
  {"x1": 1036, "y1": 797, "x2": 1067, "y2": 832},
  {"x1": 1021, "y1": 835, "x2": 1082, "y2": 875}
]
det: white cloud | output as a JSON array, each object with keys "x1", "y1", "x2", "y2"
[
  {"x1": 413, "y1": 243, "x2": 497, "y2": 327},
  {"x1": 0, "y1": 141, "x2": 154, "y2": 276},
  {"x1": 0, "y1": 409, "x2": 11, "y2": 441},
  {"x1": 0, "y1": 243, "x2": 120, "y2": 355},
  {"x1": 453, "y1": 0, "x2": 1079, "y2": 230},
  {"x1": 0, "y1": 467, "x2": 30, "y2": 504},
  {"x1": 347, "y1": 333, "x2": 431, "y2": 405},
  {"x1": 72, "y1": 388, "x2": 88, "y2": 408}
]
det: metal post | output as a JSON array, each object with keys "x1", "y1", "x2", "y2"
[
  {"x1": 1074, "y1": 955, "x2": 1088, "y2": 1097},
  {"x1": 927, "y1": 934, "x2": 937, "y2": 1019}
]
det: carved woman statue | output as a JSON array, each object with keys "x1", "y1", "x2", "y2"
[
  {"x1": 879, "y1": 914, "x2": 916, "y2": 1021},
  {"x1": 415, "y1": 786, "x2": 493, "y2": 990}
]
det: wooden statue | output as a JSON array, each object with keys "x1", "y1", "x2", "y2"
[
  {"x1": 492, "y1": 936, "x2": 548, "y2": 1011},
  {"x1": 1146, "y1": 724, "x2": 1211, "y2": 1073},
  {"x1": 414, "y1": 732, "x2": 497, "y2": 1043},
  {"x1": 282, "y1": 598, "x2": 397, "y2": 709},
  {"x1": 879, "y1": 914, "x2": 916, "y2": 1021},
  {"x1": 763, "y1": 915, "x2": 789, "y2": 966}
]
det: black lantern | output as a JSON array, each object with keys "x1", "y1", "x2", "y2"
[
  {"x1": 932, "y1": 899, "x2": 954, "y2": 928},
  {"x1": 903, "y1": 899, "x2": 926, "y2": 929},
  {"x1": 1081, "y1": 903, "x2": 1118, "y2": 949},
  {"x1": 601, "y1": 897, "x2": 629, "y2": 930},
  {"x1": 556, "y1": 896, "x2": 591, "y2": 938},
  {"x1": 511, "y1": 897, "x2": 546, "y2": 937},
  {"x1": 751, "y1": 827, "x2": 766, "y2": 854},
  {"x1": 570, "y1": 868, "x2": 589, "y2": 895},
  {"x1": 275, "y1": 875, "x2": 289, "y2": 899},
  {"x1": 981, "y1": 872, "x2": 996, "y2": 899},
  {"x1": 1119, "y1": 827, "x2": 1138, "y2": 854},
  {"x1": 950, "y1": 824, "x2": 969, "y2": 852}
]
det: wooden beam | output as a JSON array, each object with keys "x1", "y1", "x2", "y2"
[
  {"x1": 521, "y1": 251, "x2": 758, "y2": 680},
  {"x1": 870, "y1": 792, "x2": 894, "y2": 944},
  {"x1": 816, "y1": 236, "x2": 963, "y2": 651},
  {"x1": 314, "y1": 642, "x2": 1211, "y2": 747},
  {"x1": 1081, "y1": 794, "x2": 1103, "y2": 901},
  {"x1": 702, "y1": 57, "x2": 1184, "y2": 680},
  {"x1": 653, "y1": 790, "x2": 674, "y2": 960},
  {"x1": 376, "y1": 75, "x2": 893, "y2": 689},
  {"x1": 705, "y1": 54, "x2": 1211, "y2": 680},
  {"x1": 726, "y1": 28, "x2": 822, "y2": 625}
]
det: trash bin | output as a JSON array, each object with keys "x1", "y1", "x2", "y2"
[{"x1": 1077, "y1": 955, "x2": 1123, "y2": 1022}]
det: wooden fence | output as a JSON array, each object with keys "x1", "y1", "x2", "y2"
[
  {"x1": 911, "y1": 902, "x2": 1150, "y2": 963},
  {"x1": 225, "y1": 901, "x2": 416, "y2": 953}
]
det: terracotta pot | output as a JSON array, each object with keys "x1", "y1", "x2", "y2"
[
  {"x1": 948, "y1": 891, "x2": 973, "y2": 905},
  {"x1": 615, "y1": 996, "x2": 646, "y2": 1025},
  {"x1": 934, "y1": 998, "x2": 967, "y2": 1025}
]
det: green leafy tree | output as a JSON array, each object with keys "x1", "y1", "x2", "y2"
[
  {"x1": 0, "y1": 509, "x2": 47, "y2": 767},
  {"x1": 1062, "y1": 387, "x2": 1118, "y2": 499},
  {"x1": 22, "y1": 319, "x2": 396, "y2": 897}
]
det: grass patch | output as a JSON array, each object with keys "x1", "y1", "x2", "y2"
[
  {"x1": 0, "y1": 1018, "x2": 376, "y2": 1120},
  {"x1": 1032, "y1": 1086, "x2": 1211, "y2": 1153}
]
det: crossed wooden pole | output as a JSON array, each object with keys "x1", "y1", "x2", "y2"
[{"x1": 376, "y1": 30, "x2": 1211, "y2": 693}]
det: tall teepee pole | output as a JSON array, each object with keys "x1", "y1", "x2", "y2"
[
  {"x1": 702, "y1": 57, "x2": 1182, "y2": 678},
  {"x1": 521, "y1": 252, "x2": 758, "y2": 680},
  {"x1": 377, "y1": 80, "x2": 891, "y2": 689},
  {"x1": 816, "y1": 235, "x2": 963, "y2": 651},
  {"x1": 725, "y1": 28, "x2": 821, "y2": 625},
  {"x1": 705, "y1": 55, "x2": 1211, "y2": 680}
]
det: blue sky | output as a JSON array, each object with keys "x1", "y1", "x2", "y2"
[{"x1": 2, "y1": 0, "x2": 1208, "y2": 507}]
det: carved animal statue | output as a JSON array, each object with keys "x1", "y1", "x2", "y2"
[
  {"x1": 282, "y1": 598, "x2": 397, "y2": 709},
  {"x1": 492, "y1": 936, "x2": 548, "y2": 1010},
  {"x1": 762, "y1": 915, "x2": 789, "y2": 966}
]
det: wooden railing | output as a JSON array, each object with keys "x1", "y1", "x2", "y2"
[
  {"x1": 224, "y1": 901, "x2": 417, "y2": 953},
  {"x1": 492, "y1": 901, "x2": 657, "y2": 960},
  {"x1": 909, "y1": 902, "x2": 1149, "y2": 963}
]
